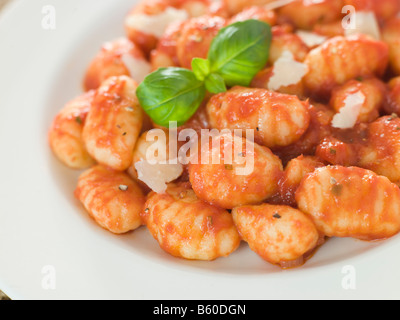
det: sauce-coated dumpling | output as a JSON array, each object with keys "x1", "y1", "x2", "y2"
[
  {"x1": 357, "y1": 116, "x2": 400, "y2": 184},
  {"x1": 330, "y1": 77, "x2": 387, "y2": 124},
  {"x1": 384, "y1": 77, "x2": 400, "y2": 115},
  {"x1": 296, "y1": 166, "x2": 400, "y2": 241},
  {"x1": 279, "y1": 0, "x2": 344, "y2": 30},
  {"x1": 142, "y1": 183, "x2": 241, "y2": 260},
  {"x1": 344, "y1": 0, "x2": 400, "y2": 22},
  {"x1": 49, "y1": 91, "x2": 96, "y2": 169},
  {"x1": 189, "y1": 132, "x2": 283, "y2": 209},
  {"x1": 303, "y1": 35, "x2": 389, "y2": 98},
  {"x1": 382, "y1": 17, "x2": 400, "y2": 76},
  {"x1": 124, "y1": 0, "x2": 227, "y2": 55},
  {"x1": 82, "y1": 76, "x2": 143, "y2": 171},
  {"x1": 176, "y1": 15, "x2": 226, "y2": 69},
  {"x1": 207, "y1": 86, "x2": 311, "y2": 149},
  {"x1": 49, "y1": 0, "x2": 400, "y2": 269},
  {"x1": 278, "y1": 155, "x2": 324, "y2": 206},
  {"x1": 75, "y1": 165, "x2": 146, "y2": 234},
  {"x1": 83, "y1": 38, "x2": 150, "y2": 91},
  {"x1": 232, "y1": 204, "x2": 320, "y2": 268}
]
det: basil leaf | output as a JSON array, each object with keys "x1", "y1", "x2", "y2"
[
  {"x1": 205, "y1": 73, "x2": 227, "y2": 94},
  {"x1": 192, "y1": 58, "x2": 211, "y2": 82},
  {"x1": 208, "y1": 19, "x2": 271, "y2": 87},
  {"x1": 136, "y1": 68, "x2": 206, "y2": 128}
]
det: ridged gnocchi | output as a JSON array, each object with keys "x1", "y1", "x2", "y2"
[
  {"x1": 49, "y1": 91, "x2": 96, "y2": 169},
  {"x1": 384, "y1": 77, "x2": 400, "y2": 115},
  {"x1": 303, "y1": 35, "x2": 389, "y2": 98},
  {"x1": 176, "y1": 15, "x2": 226, "y2": 69},
  {"x1": 330, "y1": 77, "x2": 387, "y2": 124},
  {"x1": 49, "y1": 0, "x2": 400, "y2": 270},
  {"x1": 279, "y1": 0, "x2": 344, "y2": 30},
  {"x1": 83, "y1": 38, "x2": 150, "y2": 91},
  {"x1": 124, "y1": 0, "x2": 227, "y2": 55},
  {"x1": 344, "y1": 0, "x2": 400, "y2": 21},
  {"x1": 232, "y1": 204, "x2": 320, "y2": 268},
  {"x1": 269, "y1": 25, "x2": 309, "y2": 64},
  {"x1": 82, "y1": 76, "x2": 143, "y2": 171},
  {"x1": 382, "y1": 17, "x2": 400, "y2": 76},
  {"x1": 278, "y1": 155, "x2": 325, "y2": 206},
  {"x1": 189, "y1": 132, "x2": 283, "y2": 209},
  {"x1": 142, "y1": 183, "x2": 241, "y2": 260},
  {"x1": 75, "y1": 165, "x2": 146, "y2": 234},
  {"x1": 207, "y1": 87, "x2": 311, "y2": 149},
  {"x1": 229, "y1": 5, "x2": 277, "y2": 25},
  {"x1": 222, "y1": 0, "x2": 277, "y2": 15},
  {"x1": 296, "y1": 166, "x2": 400, "y2": 240},
  {"x1": 357, "y1": 116, "x2": 400, "y2": 184}
]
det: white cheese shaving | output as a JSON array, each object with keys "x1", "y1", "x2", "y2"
[
  {"x1": 296, "y1": 30, "x2": 327, "y2": 47},
  {"x1": 125, "y1": 7, "x2": 189, "y2": 38},
  {"x1": 331, "y1": 91, "x2": 366, "y2": 129},
  {"x1": 268, "y1": 50, "x2": 309, "y2": 91},
  {"x1": 344, "y1": 11, "x2": 381, "y2": 40},
  {"x1": 135, "y1": 160, "x2": 183, "y2": 194},
  {"x1": 121, "y1": 54, "x2": 151, "y2": 84},
  {"x1": 264, "y1": 0, "x2": 296, "y2": 10},
  {"x1": 304, "y1": 0, "x2": 326, "y2": 5}
]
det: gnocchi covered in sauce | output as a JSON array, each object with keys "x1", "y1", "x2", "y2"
[{"x1": 49, "y1": 0, "x2": 400, "y2": 269}]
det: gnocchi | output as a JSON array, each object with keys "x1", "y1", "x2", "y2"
[
  {"x1": 49, "y1": 0, "x2": 400, "y2": 270},
  {"x1": 303, "y1": 35, "x2": 389, "y2": 98},
  {"x1": 189, "y1": 132, "x2": 283, "y2": 209},
  {"x1": 83, "y1": 38, "x2": 150, "y2": 91},
  {"x1": 296, "y1": 166, "x2": 400, "y2": 240},
  {"x1": 49, "y1": 91, "x2": 96, "y2": 169},
  {"x1": 279, "y1": 0, "x2": 344, "y2": 30},
  {"x1": 75, "y1": 165, "x2": 146, "y2": 234},
  {"x1": 143, "y1": 183, "x2": 241, "y2": 260},
  {"x1": 382, "y1": 17, "x2": 400, "y2": 76},
  {"x1": 232, "y1": 204, "x2": 320, "y2": 268},
  {"x1": 206, "y1": 86, "x2": 311, "y2": 149},
  {"x1": 82, "y1": 76, "x2": 143, "y2": 171}
]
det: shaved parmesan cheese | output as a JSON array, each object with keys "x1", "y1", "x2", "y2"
[
  {"x1": 296, "y1": 30, "x2": 327, "y2": 47},
  {"x1": 268, "y1": 51, "x2": 309, "y2": 91},
  {"x1": 125, "y1": 7, "x2": 189, "y2": 38},
  {"x1": 135, "y1": 160, "x2": 183, "y2": 194},
  {"x1": 345, "y1": 11, "x2": 381, "y2": 40},
  {"x1": 264, "y1": 0, "x2": 296, "y2": 10},
  {"x1": 121, "y1": 54, "x2": 151, "y2": 83},
  {"x1": 331, "y1": 91, "x2": 366, "y2": 129},
  {"x1": 304, "y1": 0, "x2": 326, "y2": 5}
]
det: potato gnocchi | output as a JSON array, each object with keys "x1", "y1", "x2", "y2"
[{"x1": 49, "y1": 0, "x2": 400, "y2": 269}]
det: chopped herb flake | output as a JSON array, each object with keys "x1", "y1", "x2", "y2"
[{"x1": 331, "y1": 183, "x2": 343, "y2": 196}]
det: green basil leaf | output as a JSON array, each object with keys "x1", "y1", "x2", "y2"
[
  {"x1": 208, "y1": 19, "x2": 271, "y2": 87},
  {"x1": 192, "y1": 58, "x2": 211, "y2": 82},
  {"x1": 136, "y1": 68, "x2": 206, "y2": 128},
  {"x1": 205, "y1": 73, "x2": 227, "y2": 94}
]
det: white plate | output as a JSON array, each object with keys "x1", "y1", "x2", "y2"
[{"x1": 1, "y1": 0, "x2": 400, "y2": 300}]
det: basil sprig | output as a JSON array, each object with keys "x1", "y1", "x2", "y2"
[{"x1": 137, "y1": 19, "x2": 271, "y2": 128}]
